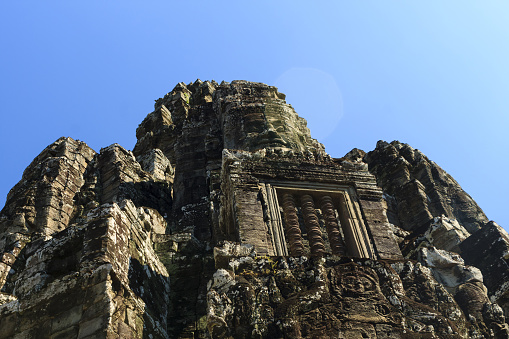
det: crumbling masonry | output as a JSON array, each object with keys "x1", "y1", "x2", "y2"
[{"x1": 1, "y1": 80, "x2": 509, "y2": 338}]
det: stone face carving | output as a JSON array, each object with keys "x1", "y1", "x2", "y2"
[
  {"x1": 0, "y1": 80, "x2": 508, "y2": 338},
  {"x1": 340, "y1": 265, "x2": 380, "y2": 297},
  {"x1": 207, "y1": 254, "x2": 508, "y2": 338},
  {"x1": 214, "y1": 81, "x2": 324, "y2": 154}
]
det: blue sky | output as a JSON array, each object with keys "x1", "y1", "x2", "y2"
[{"x1": 1, "y1": 2, "x2": 508, "y2": 231}]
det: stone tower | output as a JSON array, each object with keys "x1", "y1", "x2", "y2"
[{"x1": 1, "y1": 80, "x2": 508, "y2": 338}]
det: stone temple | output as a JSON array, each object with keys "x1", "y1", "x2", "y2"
[{"x1": 1, "y1": 80, "x2": 509, "y2": 338}]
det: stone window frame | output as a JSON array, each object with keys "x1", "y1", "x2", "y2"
[{"x1": 260, "y1": 181, "x2": 376, "y2": 259}]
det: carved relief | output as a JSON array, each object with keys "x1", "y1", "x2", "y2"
[
  {"x1": 339, "y1": 265, "x2": 381, "y2": 297},
  {"x1": 300, "y1": 194, "x2": 326, "y2": 256},
  {"x1": 332, "y1": 263, "x2": 398, "y2": 325},
  {"x1": 264, "y1": 184, "x2": 288, "y2": 256},
  {"x1": 319, "y1": 195, "x2": 346, "y2": 256},
  {"x1": 254, "y1": 180, "x2": 378, "y2": 258},
  {"x1": 337, "y1": 192, "x2": 375, "y2": 259},
  {"x1": 281, "y1": 193, "x2": 305, "y2": 256},
  {"x1": 261, "y1": 183, "x2": 376, "y2": 258}
]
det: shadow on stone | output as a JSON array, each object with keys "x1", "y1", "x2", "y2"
[
  {"x1": 119, "y1": 181, "x2": 172, "y2": 220},
  {"x1": 128, "y1": 257, "x2": 170, "y2": 339}
]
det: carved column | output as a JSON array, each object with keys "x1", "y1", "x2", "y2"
[
  {"x1": 300, "y1": 194, "x2": 326, "y2": 256},
  {"x1": 319, "y1": 195, "x2": 346, "y2": 256},
  {"x1": 282, "y1": 193, "x2": 305, "y2": 256}
]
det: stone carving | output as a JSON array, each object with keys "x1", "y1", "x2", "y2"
[
  {"x1": 339, "y1": 265, "x2": 380, "y2": 297},
  {"x1": 0, "y1": 80, "x2": 508, "y2": 338},
  {"x1": 319, "y1": 195, "x2": 346, "y2": 256},
  {"x1": 300, "y1": 194, "x2": 326, "y2": 257},
  {"x1": 263, "y1": 184, "x2": 287, "y2": 256},
  {"x1": 281, "y1": 193, "x2": 305, "y2": 256}
]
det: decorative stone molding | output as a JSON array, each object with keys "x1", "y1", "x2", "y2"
[
  {"x1": 266, "y1": 183, "x2": 376, "y2": 258},
  {"x1": 281, "y1": 193, "x2": 305, "y2": 256}
]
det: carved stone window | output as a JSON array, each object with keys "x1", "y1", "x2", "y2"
[{"x1": 260, "y1": 182, "x2": 375, "y2": 258}]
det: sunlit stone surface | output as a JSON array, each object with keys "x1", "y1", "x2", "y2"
[{"x1": 0, "y1": 80, "x2": 508, "y2": 338}]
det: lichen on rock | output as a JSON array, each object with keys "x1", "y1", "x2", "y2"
[{"x1": 0, "y1": 80, "x2": 508, "y2": 338}]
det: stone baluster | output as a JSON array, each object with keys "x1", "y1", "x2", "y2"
[
  {"x1": 320, "y1": 195, "x2": 346, "y2": 256},
  {"x1": 282, "y1": 193, "x2": 305, "y2": 256},
  {"x1": 300, "y1": 194, "x2": 326, "y2": 256}
]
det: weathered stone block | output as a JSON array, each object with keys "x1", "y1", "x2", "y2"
[
  {"x1": 82, "y1": 297, "x2": 110, "y2": 322},
  {"x1": 50, "y1": 326, "x2": 79, "y2": 339},
  {"x1": 0, "y1": 313, "x2": 17, "y2": 338},
  {"x1": 0, "y1": 80, "x2": 507, "y2": 338},
  {"x1": 77, "y1": 315, "x2": 108, "y2": 338},
  {"x1": 460, "y1": 221, "x2": 509, "y2": 318},
  {"x1": 51, "y1": 305, "x2": 83, "y2": 333}
]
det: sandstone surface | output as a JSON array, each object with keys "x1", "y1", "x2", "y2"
[{"x1": 0, "y1": 80, "x2": 508, "y2": 338}]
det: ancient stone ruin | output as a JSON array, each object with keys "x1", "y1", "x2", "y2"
[{"x1": 1, "y1": 80, "x2": 509, "y2": 338}]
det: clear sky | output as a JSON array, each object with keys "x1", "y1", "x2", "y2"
[{"x1": 1, "y1": 2, "x2": 508, "y2": 231}]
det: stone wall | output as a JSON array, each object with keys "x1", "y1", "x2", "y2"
[
  {"x1": 0, "y1": 200, "x2": 170, "y2": 338},
  {"x1": 1, "y1": 80, "x2": 508, "y2": 338}
]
